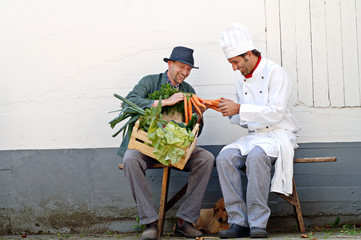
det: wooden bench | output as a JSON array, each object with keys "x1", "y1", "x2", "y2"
[{"x1": 118, "y1": 156, "x2": 336, "y2": 236}]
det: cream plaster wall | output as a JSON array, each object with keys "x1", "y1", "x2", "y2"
[{"x1": 1, "y1": 0, "x2": 360, "y2": 150}]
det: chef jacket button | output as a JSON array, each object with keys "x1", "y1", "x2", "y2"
[
  {"x1": 260, "y1": 91, "x2": 262, "y2": 93},
  {"x1": 266, "y1": 126, "x2": 269, "y2": 128},
  {"x1": 244, "y1": 79, "x2": 246, "y2": 82},
  {"x1": 262, "y1": 76, "x2": 264, "y2": 79},
  {"x1": 245, "y1": 92, "x2": 247, "y2": 95}
]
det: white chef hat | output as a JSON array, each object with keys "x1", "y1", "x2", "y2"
[{"x1": 219, "y1": 23, "x2": 255, "y2": 59}]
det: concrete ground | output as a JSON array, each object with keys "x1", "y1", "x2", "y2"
[{"x1": 1, "y1": 228, "x2": 361, "y2": 240}]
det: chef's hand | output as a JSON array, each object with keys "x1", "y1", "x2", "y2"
[{"x1": 218, "y1": 97, "x2": 240, "y2": 117}]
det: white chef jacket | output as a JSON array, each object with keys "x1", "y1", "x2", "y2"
[{"x1": 222, "y1": 57, "x2": 301, "y2": 196}]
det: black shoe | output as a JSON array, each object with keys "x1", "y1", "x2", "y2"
[
  {"x1": 141, "y1": 221, "x2": 158, "y2": 240},
  {"x1": 174, "y1": 221, "x2": 203, "y2": 238},
  {"x1": 250, "y1": 227, "x2": 268, "y2": 238},
  {"x1": 219, "y1": 223, "x2": 250, "y2": 238}
]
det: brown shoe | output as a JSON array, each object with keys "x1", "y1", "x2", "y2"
[
  {"x1": 174, "y1": 220, "x2": 203, "y2": 238},
  {"x1": 141, "y1": 221, "x2": 158, "y2": 240}
]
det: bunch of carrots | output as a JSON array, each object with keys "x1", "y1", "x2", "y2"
[{"x1": 183, "y1": 94, "x2": 221, "y2": 124}]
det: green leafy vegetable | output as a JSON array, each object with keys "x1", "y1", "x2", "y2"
[
  {"x1": 171, "y1": 113, "x2": 198, "y2": 132},
  {"x1": 148, "y1": 83, "x2": 180, "y2": 99},
  {"x1": 148, "y1": 122, "x2": 194, "y2": 165},
  {"x1": 109, "y1": 94, "x2": 145, "y2": 138},
  {"x1": 147, "y1": 83, "x2": 184, "y2": 114},
  {"x1": 110, "y1": 93, "x2": 195, "y2": 165},
  {"x1": 139, "y1": 98, "x2": 167, "y2": 132}
]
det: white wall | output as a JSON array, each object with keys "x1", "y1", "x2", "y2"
[{"x1": 1, "y1": 0, "x2": 360, "y2": 150}]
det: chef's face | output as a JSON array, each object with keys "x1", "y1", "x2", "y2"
[
  {"x1": 167, "y1": 61, "x2": 192, "y2": 85},
  {"x1": 228, "y1": 54, "x2": 253, "y2": 76}
]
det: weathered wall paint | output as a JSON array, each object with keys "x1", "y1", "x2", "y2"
[
  {"x1": 1, "y1": 143, "x2": 360, "y2": 234},
  {"x1": 1, "y1": 0, "x2": 361, "y2": 151}
]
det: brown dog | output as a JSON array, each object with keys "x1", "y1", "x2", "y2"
[{"x1": 194, "y1": 198, "x2": 230, "y2": 234}]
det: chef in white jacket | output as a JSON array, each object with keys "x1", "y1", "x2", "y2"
[{"x1": 216, "y1": 23, "x2": 301, "y2": 239}]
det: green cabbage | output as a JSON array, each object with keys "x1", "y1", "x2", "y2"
[{"x1": 148, "y1": 122, "x2": 194, "y2": 165}]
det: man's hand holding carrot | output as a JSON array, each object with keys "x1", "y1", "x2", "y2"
[{"x1": 218, "y1": 97, "x2": 240, "y2": 117}]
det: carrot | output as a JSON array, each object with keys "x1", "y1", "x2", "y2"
[
  {"x1": 190, "y1": 97, "x2": 202, "y2": 115},
  {"x1": 196, "y1": 96, "x2": 220, "y2": 103},
  {"x1": 184, "y1": 93, "x2": 221, "y2": 113},
  {"x1": 184, "y1": 94, "x2": 188, "y2": 124},
  {"x1": 195, "y1": 95, "x2": 220, "y2": 107},
  {"x1": 196, "y1": 96, "x2": 205, "y2": 102},
  {"x1": 192, "y1": 94, "x2": 206, "y2": 109},
  {"x1": 209, "y1": 105, "x2": 221, "y2": 112},
  {"x1": 206, "y1": 100, "x2": 220, "y2": 107},
  {"x1": 188, "y1": 97, "x2": 192, "y2": 119}
]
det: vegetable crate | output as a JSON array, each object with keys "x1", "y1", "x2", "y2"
[{"x1": 128, "y1": 120, "x2": 200, "y2": 170}]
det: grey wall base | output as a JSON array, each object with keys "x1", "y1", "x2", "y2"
[{"x1": 1, "y1": 142, "x2": 360, "y2": 234}]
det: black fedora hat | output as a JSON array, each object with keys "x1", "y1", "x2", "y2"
[{"x1": 163, "y1": 46, "x2": 199, "y2": 69}]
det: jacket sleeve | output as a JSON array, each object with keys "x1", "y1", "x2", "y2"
[
  {"x1": 239, "y1": 67, "x2": 291, "y2": 126},
  {"x1": 125, "y1": 75, "x2": 159, "y2": 109},
  {"x1": 229, "y1": 90, "x2": 248, "y2": 128}
]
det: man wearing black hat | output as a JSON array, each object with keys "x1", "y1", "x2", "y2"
[{"x1": 120, "y1": 46, "x2": 215, "y2": 240}]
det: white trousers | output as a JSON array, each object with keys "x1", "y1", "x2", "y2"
[{"x1": 216, "y1": 146, "x2": 276, "y2": 229}]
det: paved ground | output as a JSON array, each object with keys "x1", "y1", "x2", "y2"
[{"x1": 1, "y1": 229, "x2": 361, "y2": 240}]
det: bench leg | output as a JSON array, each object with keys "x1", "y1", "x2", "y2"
[
  {"x1": 275, "y1": 178, "x2": 305, "y2": 233},
  {"x1": 156, "y1": 167, "x2": 189, "y2": 237},
  {"x1": 158, "y1": 167, "x2": 170, "y2": 237},
  {"x1": 292, "y1": 178, "x2": 305, "y2": 233}
]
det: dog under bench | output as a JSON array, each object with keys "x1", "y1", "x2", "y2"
[{"x1": 118, "y1": 156, "x2": 336, "y2": 236}]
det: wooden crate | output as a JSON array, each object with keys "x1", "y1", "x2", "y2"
[{"x1": 128, "y1": 120, "x2": 199, "y2": 170}]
